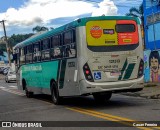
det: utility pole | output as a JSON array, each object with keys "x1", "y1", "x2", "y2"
[{"x1": 0, "y1": 20, "x2": 11, "y2": 66}]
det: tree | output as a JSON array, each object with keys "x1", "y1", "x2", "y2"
[
  {"x1": 126, "y1": 3, "x2": 145, "y2": 48},
  {"x1": 0, "y1": 43, "x2": 6, "y2": 56},
  {"x1": 8, "y1": 33, "x2": 34, "y2": 47},
  {"x1": 0, "y1": 37, "x2": 7, "y2": 53},
  {"x1": 126, "y1": 3, "x2": 144, "y2": 23},
  {"x1": 32, "y1": 26, "x2": 49, "y2": 33}
]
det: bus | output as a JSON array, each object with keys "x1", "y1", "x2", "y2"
[{"x1": 14, "y1": 16, "x2": 144, "y2": 104}]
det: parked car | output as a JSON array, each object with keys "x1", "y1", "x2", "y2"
[
  {"x1": 0, "y1": 67, "x2": 5, "y2": 74},
  {"x1": 5, "y1": 69, "x2": 16, "y2": 83},
  {"x1": 3, "y1": 67, "x2": 10, "y2": 75}
]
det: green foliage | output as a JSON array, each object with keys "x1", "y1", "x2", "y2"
[
  {"x1": 0, "y1": 42, "x2": 6, "y2": 52},
  {"x1": 8, "y1": 33, "x2": 34, "y2": 47},
  {"x1": 0, "y1": 33, "x2": 34, "y2": 55},
  {"x1": 0, "y1": 42, "x2": 6, "y2": 56},
  {"x1": 32, "y1": 26, "x2": 49, "y2": 32},
  {"x1": 126, "y1": 3, "x2": 144, "y2": 23}
]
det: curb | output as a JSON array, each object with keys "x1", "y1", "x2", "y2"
[{"x1": 121, "y1": 92, "x2": 160, "y2": 99}]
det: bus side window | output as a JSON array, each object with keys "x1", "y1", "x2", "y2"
[
  {"x1": 20, "y1": 47, "x2": 25, "y2": 65},
  {"x1": 41, "y1": 38, "x2": 50, "y2": 61},
  {"x1": 64, "y1": 31, "x2": 72, "y2": 45},
  {"x1": 18, "y1": 48, "x2": 21, "y2": 66},
  {"x1": 26, "y1": 45, "x2": 33, "y2": 63},
  {"x1": 51, "y1": 35, "x2": 62, "y2": 59},
  {"x1": 63, "y1": 30, "x2": 76, "y2": 58},
  {"x1": 33, "y1": 42, "x2": 41, "y2": 62},
  {"x1": 16, "y1": 48, "x2": 20, "y2": 67},
  {"x1": 69, "y1": 44, "x2": 76, "y2": 58},
  {"x1": 52, "y1": 47, "x2": 62, "y2": 59}
]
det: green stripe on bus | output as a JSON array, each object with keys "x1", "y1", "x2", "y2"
[
  {"x1": 118, "y1": 59, "x2": 128, "y2": 80},
  {"x1": 59, "y1": 60, "x2": 67, "y2": 89},
  {"x1": 123, "y1": 63, "x2": 135, "y2": 80}
]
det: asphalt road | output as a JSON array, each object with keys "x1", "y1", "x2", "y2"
[{"x1": 0, "y1": 79, "x2": 160, "y2": 130}]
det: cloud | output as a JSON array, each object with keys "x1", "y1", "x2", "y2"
[
  {"x1": 92, "y1": 0, "x2": 118, "y2": 16},
  {"x1": 0, "y1": 0, "x2": 96, "y2": 27},
  {"x1": 0, "y1": 0, "x2": 121, "y2": 36}
]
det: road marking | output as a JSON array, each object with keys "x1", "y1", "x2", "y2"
[
  {"x1": 9, "y1": 86, "x2": 18, "y2": 89},
  {"x1": 0, "y1": 86, "x2": 5, "y2": 89},
  {"x1": 66, "y1": 107, "x2": 159, "y2": 130},
  {"x1": 0, "y1": 87, "x2": 25, "y2": 96},
  {"x1": 3, "y1": 89, "x2": 25, "y2": 96}
]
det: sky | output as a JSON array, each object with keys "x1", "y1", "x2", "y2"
[{"x1": 0, "y1": 0, "x2": 143, "y2": 36}]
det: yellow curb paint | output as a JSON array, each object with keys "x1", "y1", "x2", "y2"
[
  {"x1": 66, "y1": 107, "x2": 153, "y2": 130},
  {"x1": 74, "y1": 107, "x2": 160, "y2": 130}
]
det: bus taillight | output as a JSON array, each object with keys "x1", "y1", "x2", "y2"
[
  {"x1": 138, "y1": 59, "x2": 144, "y2": 78},
  {"x1": 83, "y1": 63, "x2": 94, "y2": 82}
]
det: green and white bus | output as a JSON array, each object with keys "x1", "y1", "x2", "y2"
[{"x1": 14, "y1": 16, "x2": 144, "y2": 104}]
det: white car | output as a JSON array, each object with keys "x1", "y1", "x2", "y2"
[{"x1": 5, "y1": 70, "x2": 16, "y2": 83}]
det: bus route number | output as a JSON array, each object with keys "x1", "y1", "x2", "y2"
[{"x1": 109, "y1": 59, "x2": 120, "y2": 63}]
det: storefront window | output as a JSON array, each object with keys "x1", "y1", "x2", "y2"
[
  {"x1": 155, "y1": 22, "x2": 160, "y2": 41},
  {"x1": 147, "y1": 25, "x2": 154, "y2": 42}
]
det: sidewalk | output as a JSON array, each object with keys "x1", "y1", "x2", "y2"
[{"x1": 122, "y1": 83, "x2": 160, "y2": 99}]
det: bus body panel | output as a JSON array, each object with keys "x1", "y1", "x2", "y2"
[
  {"x1": 79, "y1": 76, "x2": 144, "y2": 95},
  {"x1": 76, "y1": 20, "x2": 144, "y2": 95},
  {"x1": 59, "y1": 58, "x2": 80, "y2": 96},
  {"x1": 15, "y1": 16, "x2": 144, "y2": 98},
  {"x1": 20, "y1": 61, "x2": 59, "y2": 94}
]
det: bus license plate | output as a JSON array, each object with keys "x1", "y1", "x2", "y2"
[{"x1": 110, "y1": 72, "x2": 121, "y2": 76}]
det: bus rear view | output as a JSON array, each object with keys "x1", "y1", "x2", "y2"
[
  {"x1": 78, "y1": 17, "x2": 144, "y2": 102},
  {"x1": 14, "y1": 16, "x2": 144, "y2": 104}
]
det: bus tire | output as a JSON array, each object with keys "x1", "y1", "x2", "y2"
[
  {"x1": 5, "y1": 79, "x2": 8, "y2": 83},
  {"x1": 51, "y1": 81, "x2": 61, "y2": 105},
  {"x1": 25, "y1": 87, "x2": 33, "y2": 98},
  {"x1": 93, "y1": 92, "x2": 112, "y2": 103},
  {"x1": 23, "y1": 80, "x2": 33, "y2": 98}
]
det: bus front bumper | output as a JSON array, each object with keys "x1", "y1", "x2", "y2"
[{"x1": 79, "y1": 76, "x2": 144, "y2": 95}]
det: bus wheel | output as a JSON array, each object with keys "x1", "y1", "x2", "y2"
[
  {"x1": 25, "y1": 87, "x2": 33, "y2": 98},
  {"x1": 23, "y1": 80, "x2": 33, "y2": 98},
  {"x1": 5, "y1": 79, "x2": 8, "y2": 83},
  {"x1": 93, "y1": 92, "x2": 112, "y2": 103},
  {"x1": 51, "y1": 82, "x2": 61, "y2": 105}
]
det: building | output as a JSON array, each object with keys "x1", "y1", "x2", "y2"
[
  {"x1": 143, "y1": 0, "x2": 160, "y2": 82},
  {"x1": 143, "y1": 0, "x2": 160, "y2": 50}
]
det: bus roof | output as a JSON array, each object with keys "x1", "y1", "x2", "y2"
[{"x1": 14, "y1": 16, "x2": 141, "y2": 49}]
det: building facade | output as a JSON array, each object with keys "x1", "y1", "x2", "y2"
[{"x1": 143, "y1": 0, "x2": 160, "y2": 82}]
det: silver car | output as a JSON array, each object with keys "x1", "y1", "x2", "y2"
[{"x1": 5, "y1": 70, "x2": 16, "y2": 83}]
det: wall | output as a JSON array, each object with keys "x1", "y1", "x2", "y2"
[
  {"x1": 143, "y1": 0, "x2": 160, "y2": 50},
  {"x1": 144, "y1": 50, "x2": 160, "y2": 82},
  {"x1": 143, "y1": 0, "x2": 160, "y2": 83}
]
